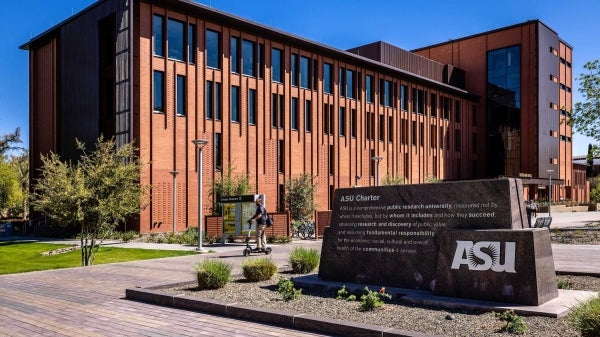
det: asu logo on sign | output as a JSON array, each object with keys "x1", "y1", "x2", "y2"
[{"x1": 451, "y1": 241, "x2": 517, "y2": 273}]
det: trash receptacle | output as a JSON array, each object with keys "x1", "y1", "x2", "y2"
[{"x1": 4, "y1": 222, "x2": 12, "y2": 237}]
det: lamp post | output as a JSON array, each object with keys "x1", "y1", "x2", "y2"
[
  {"x1": 372, "y1": 156, "x2": 383, "y2": 186},
  {"x1": 546, "y1": 169, "x2": 554, "y2": 216},
  {"x1": 192, "y1": 139, "x2": 209, "y2": 252},
  {"x1": 169, "y1": 170, "x2": 179, "y2": 233}
]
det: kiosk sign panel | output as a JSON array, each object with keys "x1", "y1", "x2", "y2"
[{"x1": 219, "y1": 195, "x2": 265, "y2": 238}]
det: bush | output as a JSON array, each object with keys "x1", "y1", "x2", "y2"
[
  {"x1": 195, "y1": 259, "x2": 232, "y2": 290},
  {"x1": 267, "y1": 235, "x2": 291, "y2": 244},
  {"x1": 493, "y1": 310, "x2": 527, "y2": 334},
  {"x1": 557, "y1": 276, "x2": 573, "y2": 289},
  {"x1": 569, "y1": 295, "x2": 600, "y2": 337},
  {"x1": 276, "y1": 277, "x2": 302, "y2": 301},
  {"x1": 359, "y1": 286, "x2": 391, "y2": 311},
  {"x1": 288, "y1": 247, "x2": 320, "y2": 274},
  {"x1": 242, "y1": 257, "x2": 277, "y2": 282}
]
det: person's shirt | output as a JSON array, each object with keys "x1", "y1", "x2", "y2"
[{"x1": 254, "y1": 205, "x2": 266, "y2": 224}]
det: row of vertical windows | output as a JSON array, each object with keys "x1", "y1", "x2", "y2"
[
  {"x1": 153, "y1": 15, "x2": 195, "y2": 63},
  {"x1": 153, "y1": 70, "x2": 186, "y2": 116}
]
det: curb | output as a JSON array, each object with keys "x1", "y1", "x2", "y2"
[{"x1": 125, "y1": 286, "x2": 439, "y2": 337}]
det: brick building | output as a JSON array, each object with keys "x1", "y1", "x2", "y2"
[{"x1": 21, "y1": 0, "x2": 584, "y2": 233}]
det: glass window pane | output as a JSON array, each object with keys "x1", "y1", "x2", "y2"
[
  {"x1": 206, "y1": 29, "x2": 220, "y2": 69},
  {"x1": 300, "y1": 56, "x2": 310, "y2": 88},
  {"x1": 231, "y1": 85, "x2": 239, "y2": 122},
  {"x1": 231, "y1": 37, "x2": 239, "y2": 73},
  {"x1": 272, "y1": 48, "x2": 282, "y2": 82},
  {"x1": 167, "y1": 19, "x2": 184, "y2": 61},
  {"x1": 153, "y1": 71, "x2": 164, "y2": 112},
  {"x1": 242, "y1": 40, "x2": 255, "y2": 76},
  {"x1": 205, "y1": 81, "x2": 213, "y2": 119},
  {"x1": 176, "y1": 75, "x2": 185, "y2": 115},
  {"x1": 324, "y1": 63, "x2": 332, "y2": 94},
  {"x1": 346, "y1": 70, "x2": 354, "y2": 99},
  {"x1": 188, "y1": 24, "x2": 195, "y2": 63},
  {"x1": 153, "y1": 15, "x2": 164, "y2": 57},
  {"x1": 215, "y1": 82, "x2": 221, "y2": 120}
]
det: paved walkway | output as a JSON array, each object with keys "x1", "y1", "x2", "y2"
[{"x1": 1, "y1": 212, "x2": 599, "y2": 336}]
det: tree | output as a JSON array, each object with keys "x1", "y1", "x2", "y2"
[
  {"x1": 0, "y1": 161, "x2": 20, "y2": 216},
  {"x1": 586, "y1": 144, "x2": 596, "y2": 178},
  {"x1": 31, "y1": 137, "x2": 149, "y2": 266},
  {"x1": 571, "y1": 60, "x2": 600, "y2": 151},
  {"x1": 209, "y1": 166, "x2": 251, "y2": 215},
  {"x1": 7, "y1": 152, "x2": 29, "y2": 219},
  {"x1": 381, "y1": 174, "x2": 405, "y2": 186},
  {"x1": 0, "y1": 127, "x2": 21, "y2": 158},
  {"x1": 284, "y1": 173, "x2": 317, "y2": 221}
]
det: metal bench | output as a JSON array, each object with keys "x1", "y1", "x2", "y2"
[{"x1": 533, "y1": 216, "x2": 552, "y2": 229}]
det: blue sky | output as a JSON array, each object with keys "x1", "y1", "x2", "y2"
[{"x1": 1, "y1": 0, "x2": 598, "y2": 156}]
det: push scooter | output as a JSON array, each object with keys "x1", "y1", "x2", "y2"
[{"x1": 243, "y1": 220, "x2": 272, "y2": 256}]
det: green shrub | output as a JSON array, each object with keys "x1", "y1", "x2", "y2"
[
  {"x1": 557, "y1": 276, "x2": 573, "y2": 289},
  {"x1": 336, "y1": 285, "x2": 351, "y2": 300},
  {"x1": 267, "y1": 235, "x2": 291, "y2": 244},
  {"x1": 276, "y1": 277, "x2": 302, "y2": 301},
  {"x1": 288, "y1": 247, "x2": 320, "y2": 274},
  {"x1": 195, "y1": 259, "x2": 232, "y2": 289},
  {"x1": 493, "y1": 310, "x2": 527, "y2": 334},
  {"x1": 569, "y1": 295, "x2": 600, "y2": 337},
  {"x1": 242, "y1": 257, "x2": 277, "y2": 282},
  {"x1": 119, "y1": 231, "x2": 140, "y2": 242},
  {"x1": 359, "y1": 286, "x2": 391, "y2": 311}
]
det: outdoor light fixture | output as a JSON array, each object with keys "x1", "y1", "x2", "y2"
[
  {"x1": 192, "y1": 139, "x2": 209, "y2": 252},
  {"x1": 371, "y1": 156, "x2": 383, "y2": 186}
]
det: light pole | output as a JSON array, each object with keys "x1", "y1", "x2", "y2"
[
  {"x1": 372, "y1": 156, "x2": 383, "y2": 186},
  {"x1": 169, "y1": 170, "x2": 179, "y2": 233},
  {"x1": 546, "y1": 169, "x2": 554, "y2": 216},
  {"x1": 192, "y1": 139, "x2": 209, "y2": 252}
]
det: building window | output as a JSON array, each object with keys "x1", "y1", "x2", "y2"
[
  {"x1": 215, "y1": 83, "x2": 221, "y2": 120},
  {"x1": 369, "y1": 149, "x2": 375, "y2": 177},
  {"x1": 206, "y1": 29, "x2": 221, "y2": 69},
  {"x1": 272, "y1": 48, "x2": 283, "y2": 83},
  {"x1": 153, "y1": 70, "x2": 164, "y2": 112},
  {"x1": 351, "y1": 109, "x2": 357, "y2": 138},
  {"x1": 167, "y1": 18, "x2": 184, "y2": 61},
  {"x1": 420, "y1": 122, "x2": 424, "y2": 147},
  {"x1": 400, "y1": 85, "x2": 408, "y2": 110},
  {"x1": 291, "y1": 97, "x2": 298, "y2": 130},
  {"x1": 442, "y1": 97, "x2": 450, "y2": 120},
  {"x1": 329, "y1": 145, "x2": 334, "y2": 175},
  {"x1": 305, "y1": 100, "x2": 312, "y2": 132},
  {"x1": 412, "y1": 121, "x2": 417, "y2": 145},
  {"x1": 339, "y1": 68, "x2": 346, "y2": 97},
  {"x1": 455, "y1": 100, "x2": 461, "y2": 122},
  {"x1": 205, "y1": 81, "x2": 213, "y2": 119},
  {"x1": 214, "y1": 133, "x2": 222, "y2": 171},
  {"x1": 188, "y1": 24, "x2": 195, "y2": 63},
  {"x1": 346, "y1": 69, "x2": 355, "y2": 99},
  {"x1": 258, "y1": 43, "x2": 265, "y2": 79},
  {"x1": 271, "y1": 94, "x2": 284, "y2": 128},
  {"x1": 430, "y1": 125, "x2": 437, "y2": 148},
  {"x1": 412, "y1": 88, "x2": 424, "y2": 114},
  {"x1": 231, "y1": 85, "x2": 240, "y2": 122},
  {"x1": 366, "y1": 75, "x2": 374, "y2": 103},
  {"x1": 230, "y1": 36, "x2": 239, "y2": 73},
  {"x1": 242, "y1": 39, "x2": 256, "y2": 76},
  {"x1": 323, "y1": 62, "x2": 333, "y2": 94},
  {"x1": 379, "y1": 114, "x2": 385, "y2": 141},
  {"x1": 291, "y1": 53, "x2": 298, "y2": 86},
  {"x1": 339, "y1": 107, "x2": 346, "y2": 137},
  {"x1": 401, "y1": 119, "x2": 408, "y2": 144},
  {"x1": 300, "y1": 56, "x2": 311, "y2": 89},
  {"x1": 323, "y1": 104, "x2": 329, "y2": 135},
  {"x1": 249, "y1": 89, "x2": 256, "y2": 125},
  {"x1": 278, "y1": 140, "x2": 285, "y2": 173},
  {"x1": 176, "y1": 75, "x2": 185, "y2": 116},
  {"x1": 430, "y1": 93, "x2": 437, "y2": 117},
  {"x1": 153, "y1": 15, "x2": 164, "y2": 57}
]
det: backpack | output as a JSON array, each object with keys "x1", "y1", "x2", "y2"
[{"x1": 265, "y1": 212, "x2": 274, "y2": 227}]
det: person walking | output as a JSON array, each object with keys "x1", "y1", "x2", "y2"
[{"x1": 248, "y1": 197, "x2": 268, "y2": 252}]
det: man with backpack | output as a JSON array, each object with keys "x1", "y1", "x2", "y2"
[{"x1": 248, "y1": 197, "x2": 268, "y2": 252}]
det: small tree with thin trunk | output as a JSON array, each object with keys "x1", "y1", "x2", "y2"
[
  {"x1": 31, "y1": 137, "x2": 149, "y2": 266},
  {"x1": 285, "y1": 173, "x2": 317, "y2": 221},
  {"x1": 209, "y1": 166, "x2": 251, "y2": 215}
]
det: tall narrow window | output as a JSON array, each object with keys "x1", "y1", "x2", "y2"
[
  {"x1": 351, "y1": 109, "x2": 357, "y2": 138},
  {"x1": 400, "y1": 85, "x2": 408, "y2": 111},
  {"x1": 271, "y1": 94, "x2": 278, "y2": 128},
  {"x1": 272, "y1": 48, "x2": 283, "y2": 83},
  {"x1": 215, "y1": 82, "x2": 221, "y2": 120},
  {"x1": 323, "y1": 104, "x2": 329, "y2": 135},
  {"x1": 248, "y1": 89, "x2": 256, "y2": 125},
  {"x1": 455, "y1": 100, "x2": 461, "y2": 122},
  {"x1": 291, "y1": 53, "x2": 298, "y2": 86},
  {"x1": 366, "y1": 75, "x2": 374, "y2": 103},
  {"x1": 205, "y1": 81, "x2": 213, "y2": 119},
  {"x1": 347, "y1": 69, "x2": 355, "y2": 99},
  {"x1": 167, "y1": 18, "x2": 184, "y2": 61},
  {"x1": 379, "y1": 114, "x2": 385, "y2": 141},
  {"x1": 230, "y1": 37, "x2": 239, "y2": 73},
  {"x1": 278, "y1": 140, "x2": 285, "y2": 173},
  {"x1": 388, "y1": 116, "x2": 393, "y2": 142},
  {"x1": 231, "y1": 85, "x2": 240, "y2": 122},
  {"x1": 153, "y1": 70, "x2": 164, "y2": 112},
  {"x1": 300, "y1": 56, "x2": 310, "y2": 89},
  {"x1": 258, "y1": 43, "x2": 265, "y2": 79},
  {"x1": 206, "y1": 29, "x2": 220, "y2": 69},
  {"x1": 412, "y1": 88, "x2": 424, "y2": 114},
  {"x1": 188, "y1": 24, "x2": 195, "y2": 63},
  {"x1": 153, "y1": 15, "x2": 164, "y2": 57},
  {"x1": 340, "y1": 68, "x2": 346, "y2": 97},
  {"x1": 176, "y1": 75, "x2": 185, "y2": 116},
  {"x1": 291, "y1": 98, "x2": 299, "y2": 130},
  {"x1": 339, "y1": 107, "x2": 346, "y2": 137},
  {"x1": 329, "y1": 145, "x2": 335, "y2": 175},
  {"x1": 323, "y1": 63, "x2": 333, "y2": 94},
  {"x1": 242, "y1": 39, "x2": 255, "y2": 76},
  {"x1": 385, "y1": 80, "x2": 392, "y2": 107},
  {"x1": 305, "y1": 100, "x2": 312, "y2": 132},
  {"x1": 214, "y1": 133, "x2": 222, "y2": 171},
  {"x1": 430, "y1": 93, "x2": 437, "y2": 117}
]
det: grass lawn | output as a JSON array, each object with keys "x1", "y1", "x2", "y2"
[{"x1": 0, "y1": 241, "x2": 196, "y2": 275}]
